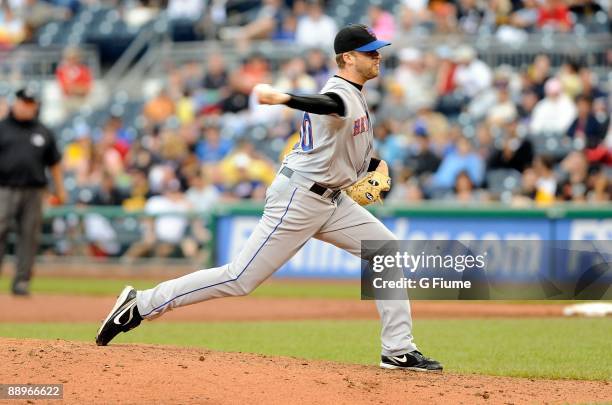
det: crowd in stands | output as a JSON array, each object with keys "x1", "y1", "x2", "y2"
[
  {"x1": 2, "y1": 0, "x2": 610, "y2": 49},
  {"x1": 51, "y1": 46, "x2": 610, "y2": 214}
]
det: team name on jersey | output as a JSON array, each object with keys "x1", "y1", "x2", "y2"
[{"x1": 353, "y1": 115, "x2": 369, "y2": 136}]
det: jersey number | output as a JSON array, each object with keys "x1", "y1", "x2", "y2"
[{"x1": 300, "y1": 112, "x2": 313, "y2": 152}]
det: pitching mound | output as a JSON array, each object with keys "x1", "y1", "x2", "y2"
[{"x1": 2, "y1": 338, "x2": 610, "y2": 404}]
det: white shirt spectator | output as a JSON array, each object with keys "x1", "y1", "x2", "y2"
[
  {"x1": 402, "y1": 0, "x2": 428, "y2": 12},
  {"x1": 295, "y1": 12, "x2": 337, "y2": 49},
  {"x1": 168, "y1": 0, "x2": 205, "y2": 20},
  {"x1": 394, "y1": 48, "x2": 436, "y2": 113},
  {"x1": 530, "y1": 78, "x2": 577, "y2": 135},
  {"x1": 453, "y1": 46, "x2": 492, "y2": 98},
  {"x1": 454, "y1": 59, "x2": 493, "y2": 98},
  {"x1": 186, "y1": 184, "x2": 220, "y2": 213},
  {"x1": 145, "y1": 195, "x2": 191, "y2": 244}
]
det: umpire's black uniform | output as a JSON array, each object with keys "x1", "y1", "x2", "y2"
[{"x1": 0, "y1": 87, "x2": 63, "y2": 295}]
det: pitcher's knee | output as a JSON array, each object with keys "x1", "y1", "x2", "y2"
[
  {"x1": 224, "y1": 264, "x2": 258, "y2": 296},
  {"x1": 235, "y1": 279, "x2": 257, "y2": 296}
]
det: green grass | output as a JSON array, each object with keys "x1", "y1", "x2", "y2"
[
  {"x1": 0, "y1": 276, "x2": 585, "y2": 303},
  {"x1": 0, "y1": 319, "x2": 610, "y2": 381},
  {"x1": 0, "y1": 276, "x2": 360, "y2": 299}
]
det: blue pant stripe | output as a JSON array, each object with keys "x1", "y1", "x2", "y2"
[{"x1": 143, "y1": 187, "x2": 298, "y2": 317}]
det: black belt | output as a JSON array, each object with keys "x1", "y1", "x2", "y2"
[{"x1": 280, "y1": 167, "x2": 341, "y2": 200}]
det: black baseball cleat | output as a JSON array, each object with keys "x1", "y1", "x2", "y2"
[
  {"x1": 96, "y1": 286, "x2": 142, "y2": 346},
  {"x1": 380, "y1": 350, "x2": 443, "y2": 371}
]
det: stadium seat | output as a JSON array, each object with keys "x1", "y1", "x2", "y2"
[{"x1": 486, "y1": 169, "x2": 522, "y2": 195}]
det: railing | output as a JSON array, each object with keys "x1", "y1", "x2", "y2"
[{"x1": 0, "y1": 45, "x2": 101, "y2": 81}]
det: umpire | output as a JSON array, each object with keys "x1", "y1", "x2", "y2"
[{"x1": 0, "y1": 85, "x2": 66, "y2": 296}]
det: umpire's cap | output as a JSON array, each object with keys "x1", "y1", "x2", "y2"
[
  {"x1": 15, "y1": 84, "x2": 41, "y2": 103},
  {"x1": 334, "y1": 24, "x2": 391, "y2": 55}
]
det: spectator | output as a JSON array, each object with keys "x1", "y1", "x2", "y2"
[
  {"x1": 569, "y1": 0, "x2": 604, "y2": 19},
  {"x1": 456, "y1": 0, "x2": 486, "y2": 34},
  {"x1": 526, "y1": 54, "x2": 552, "y2": 99},
  {"x1": 63, "y1": 123, "x2": 92, "y2": 174},
  {"x1": 167, "y1": 0, "x2": 205, "y2": 21},
  {"x1": 453, "y1": 45, "x2": 492, "y2": 99},
  {"x1": 468, "y1": 66, "x2": 515, "y2": 124},
  {"x1": 586, "y1": 167, "x2": 610, "y2": 202},
  {"x1": 530, "y1": 78, "x2": 577, "y2": 136},
  {"x1": 404, "y1": 122, "x2": 441, "y2": 179},
  {"x1": 489, "y1": 120, "x2": 534, "y2": 172},
  {"x1": 432, "y1": 136, "x2": 485, "y2": 189},
  {"x1": 143, "y1": 88, "x2": 176, "y2": 127},
  {"x1": 123, "y1": 178, "x2": 193, "y2": 260},
  {"x1": 537, "y1": 0, "x2": 572, "y2": 32},
  {"x1": 557, "y1": 151, "x2": 589, "y2": 201},
  {"x1": 274, "y1": 57, "x2": 317, "y2": 94},
  {"x1": 220, "y1": 140, "x2": 276, "y2": 188},
  {"x1": 486, "y1": 74, "x2": 517, "y2": 127},
  {"x1": 17, "y1": 0, "x2": 69, "y2": 38},
  {"x1": 509, "y1": 0, "x2": 539, "y2": 31},
  {"x1": 373, "y1": 121, "x2": 408, "y2": 169},
  {"x1": 428, "y1": 0, "x2": 458, "y2": 33},
  {"x1": 447, "y1": 170, "x2": 488, "y2": 203},
  {"x1": 295, "y1": 0, "x2": 337, "y2": 49},
  {"x1": 567, "y1": 95, "x2": 607, "y2": 149},
  {"x1": 186, "y1": 171, "x2": 221, "y2": 213},
  {"x1": 305, "y1": 48, "x2": 331, "y2": 89},
  {"x1": 55, "y1": 47, "x2": 93, "y2": 115},
  {"x1": 533, "y1": 155, "x2": 557, "y2": 204},
  {"x1": 222, "y1": 0, "x2": 287, "y2": 45},
  {"x1": 184, "y1": 171, "x2": 219, "y2": 261},
  {"x1": 0, "y1": 3, "x2": 26, "y2": 48},
  {"x1": 393, "y1": 48, "x2": 436, "y2": 114},
  {"x1": 90, "y1": 172, "x2": 125, "y2": 206},
  {"x1": 224, "y1": 153, "x2": 266, "y2": 200},
  {"x1": 512, "y1": 167, "x2": 537, "y2": 205},
  {"x1": 272, "y1": 10, "x2": 296, "y2": 42},
  {"x1": 397, "y1": 0, "x2": 432, "y2": 36},
  {"x1": 578, "y1": 66, "x2": 607, "y2": 100},
  {"x1": 219, "y1": 70, "x2": 253, "y2": 113},
  {"x1": 195, "y1": 124, "x2": 233, "y2": 164},
  {"x1": 558, "y1": 61, "x2": 582, "y2": 99},
  {"x1": 517, "y1": 88, "x2": 539, "y2": 129},
  {"x1": 202, "y1": 53, "x2": 229, "y2": 92},
  {"x1": 368, "y1": 5, "x2": 396, "y2": 41}
]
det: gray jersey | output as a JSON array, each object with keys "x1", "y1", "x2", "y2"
[{"x1": 282, "y1": 76, "x2": 373, "y2": 189}]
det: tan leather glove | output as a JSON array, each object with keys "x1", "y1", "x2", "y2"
[{"x1": 344, "y1": 170, "x2": 391, "y2": 206}]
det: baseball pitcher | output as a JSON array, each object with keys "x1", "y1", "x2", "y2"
[{"x1": 96, "y1": 24, "x2": 442, "y2": 372}]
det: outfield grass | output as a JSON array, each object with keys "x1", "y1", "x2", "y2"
[
  {"x1": 0, "y1": 276, "x2": 360, "y2": 299},
  {"x1": 0, "y1": 276, "x2": 585, "y2": 303},
  {"x1": 0, "y1": 319, "x2": 609, "y2": 381}
]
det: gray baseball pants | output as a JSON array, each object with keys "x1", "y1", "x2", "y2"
[
  {"x1": 137, "y1": 174, "x2": 417, "y2": 356},
  {"x1": 0, "y1": 187, "x2": 44, "y2": 289}
]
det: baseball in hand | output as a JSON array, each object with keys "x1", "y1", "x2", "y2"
[{"x1": 253, "y1": 84, "x2": 290, "y2": 105}]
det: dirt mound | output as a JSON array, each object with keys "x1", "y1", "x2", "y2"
[
  {"x1": 0, "y1": 294, "x2": 566, "y2": 322},
  {"x1": 1, "y1": 338, "x2": 609, "y2": 404}
]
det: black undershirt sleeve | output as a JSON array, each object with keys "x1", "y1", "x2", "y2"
[{"x1": 285, "y1": 92, "x2": 345, "y2": 116}]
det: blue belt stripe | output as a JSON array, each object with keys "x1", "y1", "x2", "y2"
[{"x1": 143, "y1": 187, "x2": 298, "y2": 317}]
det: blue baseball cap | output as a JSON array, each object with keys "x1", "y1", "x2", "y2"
[{"x1": 334, "y1": 24, "x2": 391, "y2": 54}]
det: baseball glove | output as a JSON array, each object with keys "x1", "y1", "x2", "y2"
[{"x1": 344, "y1": 171, "x2": 391, "y2": 206}]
